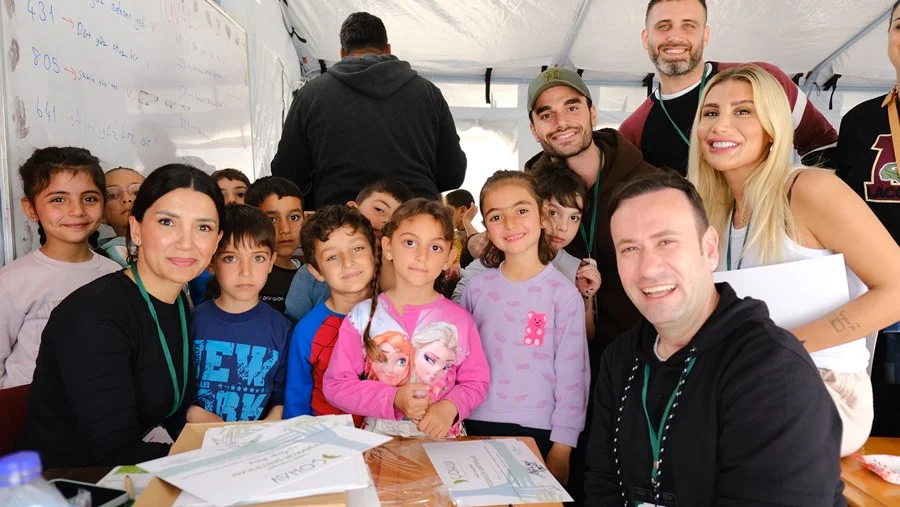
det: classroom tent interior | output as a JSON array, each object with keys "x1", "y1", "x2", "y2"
[
  {"x1": 1, "y1": 0, "x2": 897, "y2": 262},
  {"x1": 276, "y1": 0, "x2": 898, "y2": 204}
]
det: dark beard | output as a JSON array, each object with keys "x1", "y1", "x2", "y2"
[
  {"x1": 650, "y1": 45, "x2": 703, "y2": 77},
  {"x1": 540, "y1": 127, "x2": 593, "y2": 159}
]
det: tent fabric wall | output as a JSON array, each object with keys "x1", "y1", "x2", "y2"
[
  {"x1": 218, "y1": 0, "x2": 303, "y2": 178},
  {"x1": 281, "y1": 0, "x2": 897, "y2": 88}
]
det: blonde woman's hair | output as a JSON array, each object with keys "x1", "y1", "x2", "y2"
[{"x1": 686, "y1": 64, "x2": 799, "y2": 265}]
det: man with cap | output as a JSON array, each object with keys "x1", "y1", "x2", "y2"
[
  {"x1": 525, "y1": 67, "x2": 661, "y2": 349},
  {"x1": 524, "y1": 66, "x2": 662, "y2": 505}
]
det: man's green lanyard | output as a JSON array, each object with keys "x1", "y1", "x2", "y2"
[
  {"x1": 578, "y1": 176, "x2": 601, "y2": 259},
  {"x1": 725, "y1": 203, "x2": 751, "y2": 271},
  {"x1": 657, "y1": 65, "x2": 709, "y2": 146},
  {"x1": 131, "y1": 264, "x2": 188, "y2": 418},
  {"x1": 641, "y1": 357, "x2": 697, "y2": 488}
]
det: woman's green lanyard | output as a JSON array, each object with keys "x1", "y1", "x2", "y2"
[
  {"x1": 657, "y1": 65, "x2": 708, "y2": 146},
  {"x1": 725, "y1": 203, "x2": 751, "y2": 271},
  {"x1": 579, "y1": 176, "x2": 601, "y2": 259},
  {"x1": 640, "y1": 356, "x2": 697, "y2": 489},
  {"x1": 131, "y1": 264, "x2": 188, "y2": 418}
]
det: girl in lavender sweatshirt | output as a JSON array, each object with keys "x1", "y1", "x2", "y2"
[
  {"x1": 461, "y1": 170, "x2": 590, "y2": 487},
  {"x1": 324, "y1": 198, "x2": 490, "y2": 438}
]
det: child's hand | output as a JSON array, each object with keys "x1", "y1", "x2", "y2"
[
  {"x1": 545, "y1": 443, "x2": 572, "y2": 486},
  {"x1": 417, "y1": 400, "x2": 458, "y2": 438},
  {"x1": 187, "y1": 405, "x2": 224, "y2": 424},
  {"x1": 576, "y1": 259, "x2": 601, "y2": 300},
  {"x1": 393, "y1": 382, "x2": 429, "y2": 421}
]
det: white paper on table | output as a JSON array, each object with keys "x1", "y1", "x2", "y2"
[
  {"x1": 139, "y1": 417, "x2": 390, "y2": 507},
  {"x1": 713, "y1": 254, "x2": 851, "y2": 330},
  {"x1": 172, "y1": 454, "x2": 373, "y2": 507},
  {"x1": 201, "y1": 415, "x2": 354, "y2": 450},
  {"x1": 423, "y1": 439, "x2": 573, "y2": 506},
  {"x1": 97, "y1": 465, "x2": 153, "y2": 494}
]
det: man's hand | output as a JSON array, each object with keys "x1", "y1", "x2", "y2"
[
  {"x1": 417, "y1": 400, "x2": 458, "y2": 438},
  {"x1": 393, "y1": 382, "x2": 429, "y2": 421},
  {"x1": 545, "y1": 443, "x2": 572, "y2": 486}
]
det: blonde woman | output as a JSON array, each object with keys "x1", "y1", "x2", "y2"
[{"x1": 687, "y1": 65, "x2": 900, "y2": 456}]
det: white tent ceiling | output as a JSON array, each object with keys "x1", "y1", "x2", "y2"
[{"x1": 281, "y1": 0, "x2": 898, "y2": 89}]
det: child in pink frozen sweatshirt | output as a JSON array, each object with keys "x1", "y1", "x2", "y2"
[{"x1": 323, "y1": 198, "x2": 489, "y2": 438}]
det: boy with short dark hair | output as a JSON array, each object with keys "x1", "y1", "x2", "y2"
[
  {"x1": 283, "y1": 205, "x2": 376, "y2": 423},
  {"x1": 188, "y1": 205, "x2": 291, "y2": 423},
  {"x1": 284, "y1": 179, "x2": 411, "y2": 322},
  {"x1": 188, "y1": 169, "x2": 252, "y2": 306},
  {"x1": 244, "y1": 176, "x2": 305, "y2": 314},
  {"x1": 211, "y1": 168, "x2": 251, "y2": 205}
]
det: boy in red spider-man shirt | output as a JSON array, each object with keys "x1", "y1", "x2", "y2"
[{"x1": 283, "y1": 205, "x2": 376, "y2": 426}]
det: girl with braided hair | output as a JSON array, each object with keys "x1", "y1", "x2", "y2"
[{"x1": 324, "y1": 198, "x2": 490, "y2": 438}]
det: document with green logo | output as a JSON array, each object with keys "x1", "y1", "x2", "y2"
[
  {"x1": 139, "y1": 416, "x2": 390, "y2": 507},
  {"x1": 423, "y1": 439, "x2": 573, "y2": 506}
]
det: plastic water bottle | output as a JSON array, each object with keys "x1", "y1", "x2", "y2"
[{"x1": 0, "y1": 451, "x2": 68, "y2": 507}]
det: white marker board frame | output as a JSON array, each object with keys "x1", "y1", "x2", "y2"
[{"x1": 0, "y1": 0, "x2": 254, "y2": 265}]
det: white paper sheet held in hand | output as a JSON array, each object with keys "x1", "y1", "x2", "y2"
[
  {"x1": 713, "y1": 254, "x2": 852, "y2": 329},
  {"x1": 139, "y1": 416, "x2": 390, "y2": 507},
  {"x1": 424, "y1": 439, "x2": 573, "y2": 506}
]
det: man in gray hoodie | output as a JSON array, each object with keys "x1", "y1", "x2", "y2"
[{"x1": 272, "y1": 12, "x2": 467, "y2": 209}]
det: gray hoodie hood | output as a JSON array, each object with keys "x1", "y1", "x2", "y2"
[{"x1": 328, "y1": 54, "x2": 418, "y2": 100}]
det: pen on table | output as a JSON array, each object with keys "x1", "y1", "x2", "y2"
[{"x1": 124, "y1": 475, "x2": 135, "y2": 501}]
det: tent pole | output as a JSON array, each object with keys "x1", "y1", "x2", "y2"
[
  {"x1": 555, "y1": 0, "x2": 593, "y2": 67},
  {"x1": 802, "y1": 6, "x2": 893, "y2": 94}
]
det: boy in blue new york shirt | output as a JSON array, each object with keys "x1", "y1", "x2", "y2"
[{"x1": 187, "y1": 204, "x2": 291, "y2": 423}]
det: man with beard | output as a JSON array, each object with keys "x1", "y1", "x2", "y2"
[
  {"x1": 524, "y1": 67, "x2": 661, "y2": 505},
  {"x1": 620, "y1": 0, "x2": 837, "y2": 175}
]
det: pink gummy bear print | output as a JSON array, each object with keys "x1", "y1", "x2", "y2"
[{"x1": 523, "y1": 311, "x2": 548, "y2": 347}]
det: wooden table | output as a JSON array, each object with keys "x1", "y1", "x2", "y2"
[
  {"x1": 45, "y1": 436, "x2": 562, "y2": 507},
  {"x1": 366, "y1": 436, "x2": 562, "y2": 507},
  {"x1": 841, "y1": 437, "x2": 900, "y2": 506}
]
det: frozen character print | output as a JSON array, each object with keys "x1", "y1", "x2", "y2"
[
  {"x1": 524, "y1": 311, "x2": 548, "y2": 347},
  {"x1": 412, "y1": 322, "x2": 464, "y2": 437},
  {"x1": 365, "y1": 331, "x2": 413, "y2": 387}
]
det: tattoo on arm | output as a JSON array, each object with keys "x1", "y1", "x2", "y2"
[{"x1": 829, "y1": 310, "x2": 861, "y2": 336}]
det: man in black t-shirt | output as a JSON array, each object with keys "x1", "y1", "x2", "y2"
[{"x1": 620, "y1": 0, "x2": 837, "y2": 174}]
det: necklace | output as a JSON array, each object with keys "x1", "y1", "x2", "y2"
[{"x1": 612, "y1": 345, "x2": 697, "y2": 506}]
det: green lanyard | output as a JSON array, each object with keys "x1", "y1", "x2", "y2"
[
  {"x1": 578, "y1": 177, "x2": 601, "y2": 259},
  {"x1": 657, "y1": 65, "x2": 708, "y2": 146},
  {"x1": 131, "y1": 264, "x2": 188, "y2": 418},
  {"x1": 725, "y1": 204, "x2": 752, "y2": 271},
  {"x1": 641, "y1": 357, "x2": 696, "y2": 487}
]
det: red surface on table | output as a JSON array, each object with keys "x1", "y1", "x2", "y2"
[{"x1": 841, "y1": 437, "x2": 900, "y2": 506}]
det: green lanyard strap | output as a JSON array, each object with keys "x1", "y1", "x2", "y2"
[
  {"x1": 657, "y1": 65, "x2": 709, "y2": 146},
  {"x1": 131, "y1": 264, "x2": 188, "y2": 418},
  {"x1": 641, "y1": 354, "x2": 697, "y2": 489},
  {"x1": 725, "y1": 203, "x2": 752, "y2": 271},
  {"x1": 578, "y1": 177, "x2": 601, "y2": 259}
]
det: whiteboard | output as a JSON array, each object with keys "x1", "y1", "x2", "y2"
[{"x1": 0, "y1": 0, "x2": 253, "y2": 264}]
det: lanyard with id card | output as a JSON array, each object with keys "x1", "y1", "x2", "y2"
[{"x1": 635, "y1": 487, "x2": 678, "y2": 506}]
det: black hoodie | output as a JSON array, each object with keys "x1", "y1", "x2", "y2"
[
  {"x1": 584, "y1": 283, "x2": 845, "y2": 507},
  {"x1": 271, "y1": 54, "x2": 467, "y2": 209}
]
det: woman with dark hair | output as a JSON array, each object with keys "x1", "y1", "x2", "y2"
[
  {"x1": 20, "y1": 164, "x2": 224, "y2": 467},
  {"x1": 834, "y1": 0, "x2": 900, "y2": 438}
]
